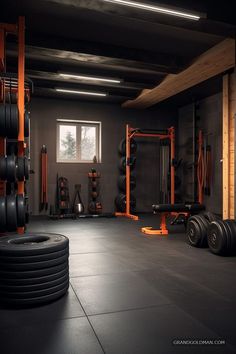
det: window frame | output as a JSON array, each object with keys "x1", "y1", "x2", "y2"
[{"x1": 56, "y1": 119, "x2": 101, "y2": 163}]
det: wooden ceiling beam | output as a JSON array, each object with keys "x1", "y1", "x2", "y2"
[{"x1": 122, "y1": 38, "x2": 235, "y2": 109}]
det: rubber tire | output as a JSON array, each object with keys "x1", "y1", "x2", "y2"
[
  {"x1": 0, "y1": 105, "x2": 6, "y2": 137},
  {"x1": 6, "y1": 155, "x2": 16, "y2": 182},
  {"x1": 0, "y1": 233, "x2": 69, "y2": 256},
  {"x1": 16, "y1": 157, "x2": 25, "y2": 181},
  {"x1": 0, "y1": 273, "x2": 69, "y2": 293},
  {"x1": 5, "y1": 104, "x2": 11, "y2": 138},
  {"x1": 197, "y1": 214, "x2": 209, "y2": 247},
  {"x1": 0, "y1": 247, "x2": 68, "y2": 263},
  {"x1": 0, "y1": 261, "x2": 68, "y2": 279},
  {"x1": 6, "y1": 195, "x2": 17, "y2": 232},
  {"x1": 0, "y1": 266, "x2": 69, "y2": 286},
  {"x1": 24, "y1": 157, "x2": 29, "y2": 180},
  {"x1": 0, "y1": 196, "x2": 6, "y2": 232},
  {"x1": 224, "y1": 220, "x2": 236, "y2": 253},
  {"x1": 207, "y1": 221, "x2": 227, "y2": 255},
  {"x1": 0, "y1": 156, "x2": 6, "y2": 180},
  {"x1": 0, "y1": 284, "x2": 69, "y2": 306},
  {"x1": 0, "y1": 252, "x2": 69, "y2": 271},
  {"x1": 16, "y1": 194, "x2": 25, "y2": 227}
]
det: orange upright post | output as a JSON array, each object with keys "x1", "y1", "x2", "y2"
[{"x1": 17, "y1": 16, "x2": 25, "y2": 234}]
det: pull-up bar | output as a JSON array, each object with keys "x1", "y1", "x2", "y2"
[{"x1": 115, "y1": 124, "x2": 175, "y2": 221}]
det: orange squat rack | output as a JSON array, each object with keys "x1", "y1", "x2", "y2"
[
  {"x1": 0, "y1": 17, "x2": 26, "y2": 234},
  {"x1": 115, "y1": 124, "x2": 176, "y2": 227}
]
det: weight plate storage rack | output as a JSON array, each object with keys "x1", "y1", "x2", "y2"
[{"x1": 0, "y1": 17, "x2": 31, "y2": 233}]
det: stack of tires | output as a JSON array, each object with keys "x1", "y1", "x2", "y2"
[
  {"x1": 0, "y1": 104, "x2": 30, "y2": 232},
  {"x1": 186, "y1": 212, "x2": 236, "y2": 256},
  {"x1": 115, "y1": 138, "x2": 137, "y2": 213},
  {"x1": 0, "y1": 233, "x2": 69, "y2": 306}
]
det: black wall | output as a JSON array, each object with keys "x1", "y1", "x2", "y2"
[
  {"x1": 29, "y1": 98, "x2": 177, "y2": 215},
  {"x1": 178, "y1": 93, "x2": 222, "y2": 215}
]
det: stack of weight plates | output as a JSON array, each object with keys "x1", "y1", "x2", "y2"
[{"x1": 0, "y1": 233, "x2": 69, "y2": 306}]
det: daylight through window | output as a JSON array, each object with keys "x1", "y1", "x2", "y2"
[{"x1": 57, "y1": 121, "x2": 101, "y2": 163}]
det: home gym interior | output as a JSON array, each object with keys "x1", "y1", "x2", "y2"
[{"x1": 0, "y1": 1, "x2": 236, "y2": 353}]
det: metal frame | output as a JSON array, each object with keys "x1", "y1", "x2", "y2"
[{"x1": 115, "y1": 124, "x2": 175, "y2": 221}]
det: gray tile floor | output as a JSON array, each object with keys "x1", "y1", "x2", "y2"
[{"x1": 0, "y1": 215, "x2": 236, "y2": 354}]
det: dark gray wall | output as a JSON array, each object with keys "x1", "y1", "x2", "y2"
[
  {"x1": 29, "y1": 98, "x2": 177, "y2": 215},
  {"x1": 178, "y1": 93, "x2": 222, "y2": 215}
]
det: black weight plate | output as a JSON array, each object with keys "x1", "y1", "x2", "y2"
[
  {"x1": 0, "y1": 232, "x2": 69, "y2": 256},
  {"x1": 207, "y1": 221, "x2": 227, "y2": 255},
  {"x1": 119, "y1": 156, "x2": 136, "y2": 173},
  {"x1": 9, "y1": 104, "x2": 19, "y2": 139},
  {"x1": 0, "y1": 261, "x2": 68, "y2": 279},
  {"x1": 118, "y1": 175, "x2": 136, "y2": 192},
  {"x1": 0, "y1": 156, "x2": 6, "y2": 180},
  {"x1": 186, "y1": 219, "x2": 202, "y2": 247},
  {"x1": 0, "y1": 104, "x2": 6, "y2": 137},
  {"x1": 24, "y1": 111, "x2": 29, "y2": 138},
  {"x1": 6, "y1": 155, "x2": 16, "y2": 182},
  {"x1": 5, "y1": 104, "x2": 11, "y2": 138},
  {"x1": 0, "y1": 279, "x2": 69, "y2": 299},
  {"x1": 115, "y1": 193, "x2": 136, "y2": 212},
  {"x1": 119, "y1": 138, "x2": 137, "y2": 156},
  {"x1": 218, "y1": 220, "x2": 231, "y2": 254},
  {"x1": 0, "y1": 273, "x2": 69, "y2": 293},
  {"x1": 16, "y1": 194, "x2": 25, "y2": 227},
  {"x1": 202, "y1": 212, "x2": 217, "y2": 223},
  {"x1": 24, "y1": 157, "x2": 29, "y2": 180},
  {"x1": 6, "y1": 195, "x2": 17, "y2": 232},
  {"x1": 0, "y1": 266, "x2": 69, "y2": 286},
  {"x1": 197, "y1": 215, "x2": 209, "y2": 247},
  {"x1": 222, "y1": 220, "x2": 233, "y2": 254},
  {"x1": 16, "y1": 156, "x2": 25, "y2": 181},
  {"x1": 0, "y1": 284, "x2": 69, "y2": 306},
  {"x1": 0, "y1": 247, "x2": 68, "y2": 263},
  {"x1": 0, "y1": 252, "x2": 69, "y2": 271},
  {"x1": 225, "y1": 220, "x2": 236, "y2": 253},
  {"x1": 0, "y1": 196, "x2": 6, "y2": 232}
]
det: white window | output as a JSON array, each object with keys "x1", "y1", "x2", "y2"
[{"x1": 57, "y1": 120, "x2": 101, "y2": 163}]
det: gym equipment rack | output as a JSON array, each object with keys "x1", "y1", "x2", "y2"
[{"x1": 0, "y1": 17, "x2": 29, "y2": 234}]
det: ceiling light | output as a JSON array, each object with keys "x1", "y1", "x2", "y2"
[
  {"x1": 59, "y1": 73, "x2": 121, "y2": 84},
  {"x1": 56, "y1": 88, "x2": 107, "y2": 97},
  {"x1": 103, "y1": 0, "x2": 201, "y2": 20}
]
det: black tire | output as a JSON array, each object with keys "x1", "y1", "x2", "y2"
[
  {"x1": 0, "y1": 233, "x2": 69, "y2": 256},
  {"x1": 24, "y1": 111, "x2": 29, "y2": 138},
  {"x1": 0, "y1": 266, "x2": 69, "y2": 286},
  {"x1": 118, "y1": 175, "x2": 136, "y2": 192},
  {"x1": 6, "y1": 155, "x2": 16, "y2": 182},
  {"x1": 0, "y1": 279, "x2": 69, "y2": 299},
  {"x1": 0, "y1": 284, "x2": 69, "y2": 306},
  {"x1": 10, "y1": 104, "x2": 19, "y2": 139},
  {"x1": 0, "y1": 104, "x2": 6, "y2": 137},
  {"x1": 0, "y1": 247, "x2": 68, "y2": 264},
  {"x1": 119, "y1": 156, "x2": 136, "y2": 173},
  {"x1": 0, "y1": 252, "x2": 69, "y2": 271},
  {"x1": 0, "y1": 273, "x2": 69, "y2": 293},
  {"x1": 197, "y1": 214, "x2": 209, "y2": 247},
  {"x1": 0, "y1": 156, "x2": 6, "y2": 180},
  {"x1": 0, "y1": 261, "x2": 68, "y2": 279},
  {"x1": 5, "y1": 104, "x2": 11, "y2": 138},
  {"x1": 6, "y1": 195, "x2": 17, "y2": 232},
  {"x1": 16, "y1": 157, "x2": 25, "y2": 181},
  {"x1": 119, "y1": 138, "x2": 137, "y2": 155},
  {"x1": 0, "y1": 196, "x2": 6, "y2": 232},
  {"x1": 207, "y1": 221, "x2": 228, "y2": 255}
]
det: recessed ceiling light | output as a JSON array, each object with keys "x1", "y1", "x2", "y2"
[
  {"x1": 103, "y1": 0, "x2": 201, "y2": 20},
  {"x1": 59, "y1": 73, "x2": 121, "y2": 84},
  {"x1": 56, "y1": 88, "x2": 107, "y2": 97}
]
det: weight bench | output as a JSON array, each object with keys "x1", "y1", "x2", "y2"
[{"x1": 142, "y1": 203, "x2": 205, "y2": 235}]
